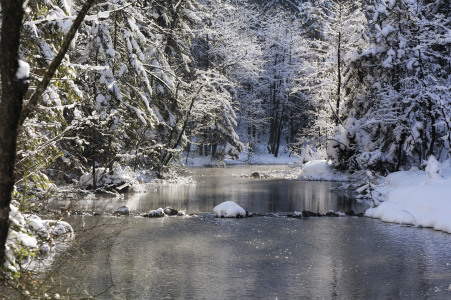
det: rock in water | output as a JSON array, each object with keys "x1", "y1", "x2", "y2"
[
  {"x1": 213, "y1": 201, "x2": 246, "y2": 218},
  {"x1": 116, "y1": 206, "x2": 130, "y2": 216},
  {"x1": 148, "y1": 208, "x2": 165, "y2": 218},
  {"x1": 164, "y1": 207, "x2": 178, "y2": 216},
  {"x1": 251, "y1": 172, "x2": 260, "y2": 178}
]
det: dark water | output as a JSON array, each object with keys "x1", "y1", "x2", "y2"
[{"x1": 43, "y1": 166, "x2": 451, "y2": 299}]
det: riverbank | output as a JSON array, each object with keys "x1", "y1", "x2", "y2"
[
  {"x1": 282, "y1": 156, "x2": 451, "y2": 234},
  {"x1": 184, "y1": 150, "x2": 301, "y2": 167},
  {"x1": 61, "y1": 151, "x2": 451, "y2": 235},
  {"x1": 365, "y1": 157, "x2": 451, "y2": 234}
]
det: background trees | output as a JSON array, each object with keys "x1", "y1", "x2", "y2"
[{"x1": 331, "y1": 0, "x2": 451, "y2": 172}]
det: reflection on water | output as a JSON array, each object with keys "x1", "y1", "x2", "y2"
[
  {"x1": 43, "y1": 166, "x2": 451, "y2": 299},
  {"x1": 49, "y1": 216, "x2": 451, "y2": 299},
  {"x1": 49, "y1": 166, "x2": 369, "y2": 214}
]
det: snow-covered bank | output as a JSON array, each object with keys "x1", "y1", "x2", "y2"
[
  {"x1": 184, "y1": 149, "x2": 301, "y2": 167},
  {"x1": 298, "y1": 160, "x2": 350, "y2": 181},
  {"x1": 5, "y1": 203, "x2": 73, "y2": 275},
  {"x1": 365, "y1": 157, "x2": 451, "y2": 233},
  {"x1": 77, "y1": 162, "x2": 157, "y2": 191},
  {"x1": 296, "y1": 158, "x2": 451, "y2": 234}
]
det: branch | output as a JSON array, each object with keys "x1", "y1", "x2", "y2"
[
  {"x1": 326, "y1": 138, "x2": 349, "y2": 149},
  {"x1": 19, "y1": 0, "x2": 96, "y2": 127}
]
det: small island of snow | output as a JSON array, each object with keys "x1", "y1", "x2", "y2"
[{"x1": 213, "y1": 201, "x2": 246, "y2": 218}]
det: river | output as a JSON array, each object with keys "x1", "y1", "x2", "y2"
[{"x1": 44, "y1": 166, "x2": 451, "y2": 299}]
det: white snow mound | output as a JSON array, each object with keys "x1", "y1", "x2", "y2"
[
  {"x1": 299, "y1": 160, "x2": 349, "y2": 181},
  {"x1": 213, "y1": 201, "x2": 246, "y2": 218},
  {"x1": 365, "y1": 158, "x2": 451, "y2": 233}
]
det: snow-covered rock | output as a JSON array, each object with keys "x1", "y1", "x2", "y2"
[
  {"x1": 51, "y1": 221, "x2": 73, "y2": 236},
  {"x1": 213, "y1": 201, "x2": 246, "y2": 218},
  {"x1": 5, "y1": 204, "x2": 74, "y2": 275},
  {"x1": 148, "y1": 208, "x2": 165, "y2": 218},
  {"x1": 116, "y1": 206, "x2": 130, "y2": 215}
]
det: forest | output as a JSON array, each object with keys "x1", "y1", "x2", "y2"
[
  {"x1": 1, "y1": 0, "x2": 450, "y2": 185},
  {"x1": 0, "y1": 0, "x2": 450, "y2": 292}
]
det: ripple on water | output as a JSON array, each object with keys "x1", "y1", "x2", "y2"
[{"x1": 42, "y1": 215, "x2": 451, "y2": 299}]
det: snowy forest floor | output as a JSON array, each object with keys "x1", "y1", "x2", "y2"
[{"x1": 183, "y1": 149, "x2": 301, "y2": 167}]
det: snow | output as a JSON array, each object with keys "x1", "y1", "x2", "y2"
[
  {"x1": 184, "y1": 148, "x2": 301, "y2": 167},
  {"x1": 233, "y1": 152, "x2": 300, "y2": 165},
  {"x1": 299, "y1": 160, "x2": 349, "y2": 181},
  {"x1": 425, "y1": 155, "x2": 442, "y2": 179},
  {"x1": 16, "y1": 60, "x2": 30, "y2": 81},
  {"x1": 5, "y1": 203, "x2": 73, "y2": 275},
  {"x1": 8, "y1": 230, "x2": 38, "y2": 249},
  {"x1": 380, "y1": 25, "x2": 395, "y2": 37},
  {"x1": 148, "y1": 208, "x2": 165, "y2": 217},
  {"x1": 78, "y1": 163, "x2": 134, "y2": 189},
  {"x1": 213, "y1": 201, "x2": 246, "y2": 218},
  {"x1": 365, "y1": 158, "x2": 451, "y2": 233},
  {"x1": 300, "y1": 160, "x2": 331, "y2": 178}
]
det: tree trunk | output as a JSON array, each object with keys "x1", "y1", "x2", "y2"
[
  {"x1": 92, "y1": 159, "x2": 97, "y2": 189},
  {"x1": 212, "y1": 143, "x2": 218, "y2": 158},
  {"x1": 336, "y1": 31, "x2": 342, "y2": 125},
  {"x1": 274, "y1": 112, "x2": 284, "y2": 158},
  {"x1": 0, "y1": 0, "x2": 27, "y2": 267},
  {"x1": 396, "y1": 130, "x2": 407, "y2": 171},
  {"x1": 427, "y1": 98, "x2": 436, "y2": 158}
]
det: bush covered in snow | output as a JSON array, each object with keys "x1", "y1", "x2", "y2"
[
  {"x1": 4, "y1": 202, "x2": 73, "y2": 276},
  {"x1": 78, "y1": 163, "x2": 134, "y2": 189},
  {"x1": 299, "y1": 145, "x2": 326, "y2": 164},
  {"x1": 327, "y1": 125, "x2": 351, "y2": 169},
  {"x1": 425, "y1": 155, "x2": 442, "y2": 179},
  {"x1": 77, "y1": 162, "x2": 158, "y2": 191}
]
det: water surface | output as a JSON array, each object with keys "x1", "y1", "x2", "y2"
[
  {"x1": 48, "y1": 216, "x2": 451, "y2": 299},
  {"x1": 43, "y1": 166, "x2": 451, "y2": 299},
  {"x1": 49, "y1": 165, "x2": 367, "y2": 215}
]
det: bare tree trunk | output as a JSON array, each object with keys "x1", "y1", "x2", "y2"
[
  {"x1": 335, "y1": 2, "x2": 343, "y2": 126},
  {"x1": 0, "y1": 0, "x2": 28, "y2": 267},
  {"x1": 336, "y1": 31, "x2": 342, "y2": 125},
  {"x1": 162, "y1": 87, "x2": 201, "y2": 167},
  {"x1": 92, "y1": 158, "x2": 97, "y2": 190},
  {"x1": 274, "y1": 116, "x2": 284, "y2": 158}
]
